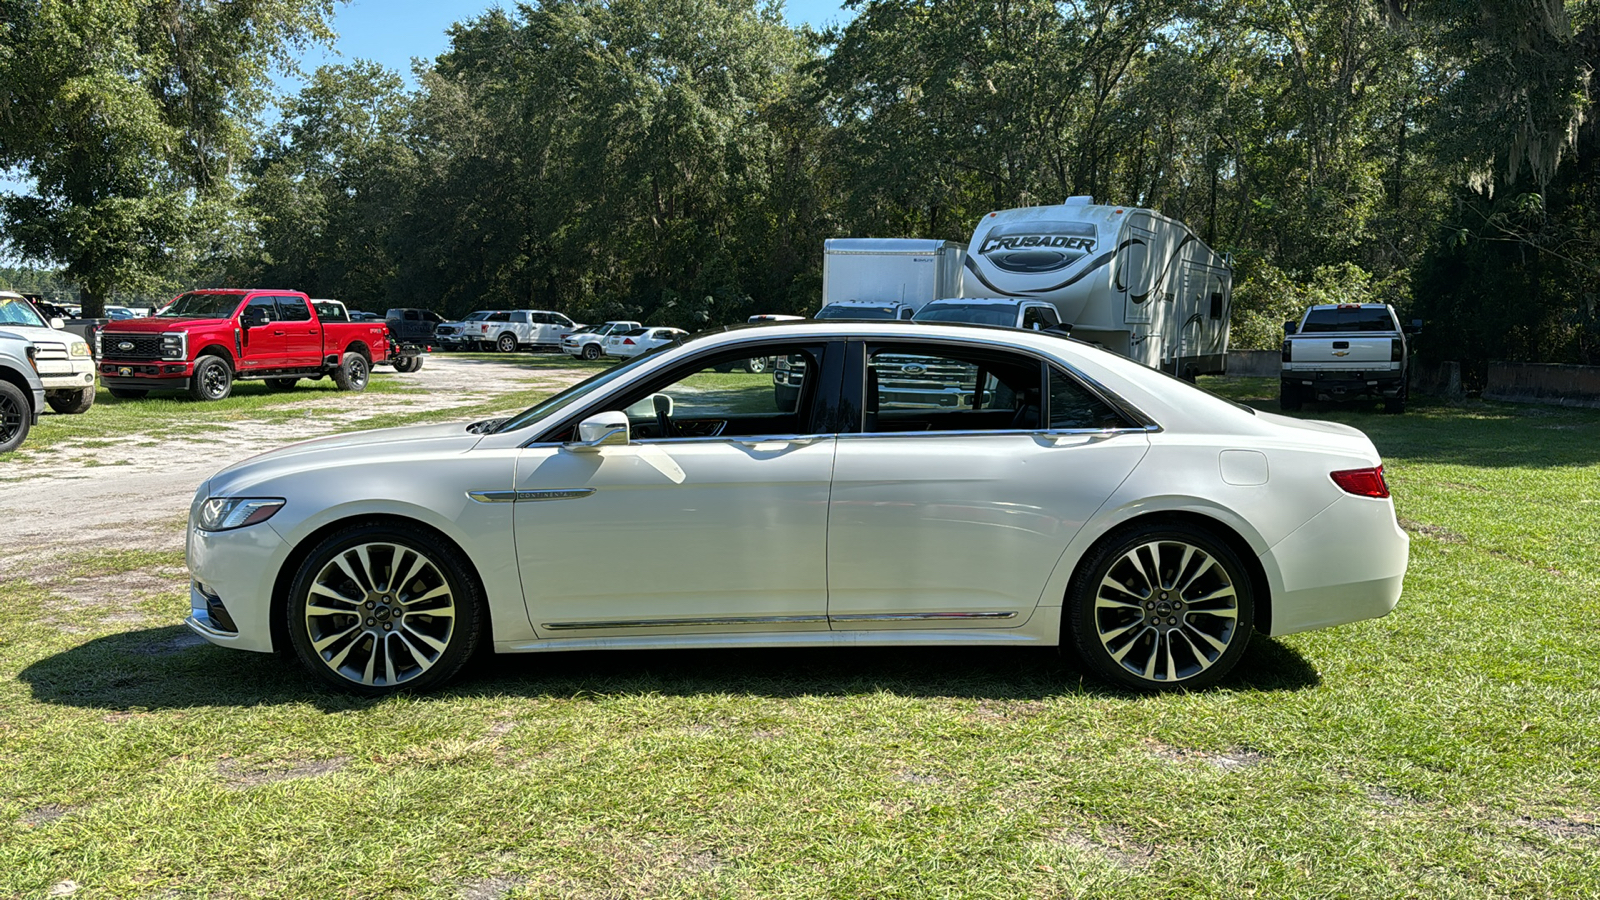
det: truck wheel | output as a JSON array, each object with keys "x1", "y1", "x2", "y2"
[
  {"x1": 266, "y1": 377, "x2": 299, "y2": 391},
  {"x1": 189, "y1": 355, "x2": 233, "y2": 401},
  {"x1": 496, "y1": 333, "x2": 517, "y2": 353},
  {"x1": 46, "y1": 387, "x2": 95, "y2": 414},
  {"x1": 406, "y1": 355, "x2": 424, "y2": 372},
  {"x1": 1278, "y1": 380, "x2": 1303, "y2": 411},
  {"x1": 0, "y1": 380, "x2": 31, "y2": 453},
  {"x1": 1383, "y1": 395, "x2": 1407, "y2": 414},
  {"x1": 1067, "y1": 522, "x2": 1254, "y2": 692},
  {"x1": 581, "y1": 343, "x2": 602, "y2": 361},
  {"x1": 333, "y1": 352, "x2": 370, "y2": 392},
  {"x1": 743, "y1": 357, "x2": 769, "y2": 374},
  {"x1": 108, "y1": 387, "x2": 148, "y2": 400}
]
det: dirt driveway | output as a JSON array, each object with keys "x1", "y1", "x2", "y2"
[{"x1": 0, "y1": 356, "x2": 589, "y2": 585}]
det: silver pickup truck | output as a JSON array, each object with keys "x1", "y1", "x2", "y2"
[{"x1": 1281, "y1": 303, "x2": 1421, "y2": 413}]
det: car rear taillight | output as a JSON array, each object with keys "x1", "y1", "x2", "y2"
[
  {"x1": 1391, "y1": 338, "x2": 1403, "y2": 361},
  {"x1": 623, "y1": 338, "x2": 634, "y2": 344},
  {"x1": 1331, "y1": 466, "x2": 1390, "y2": 498},
  {"x1": 1282, "y1": 339, "x2": 1292, "y2": 363}
]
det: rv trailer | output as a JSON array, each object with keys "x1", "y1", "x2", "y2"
[{"x1": 962, "y1": 197, "x2": 1232, "y2": 377}]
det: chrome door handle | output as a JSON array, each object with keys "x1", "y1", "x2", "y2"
[{"x1": 734, "y1": 435, "x2": 826, "y2": 447}]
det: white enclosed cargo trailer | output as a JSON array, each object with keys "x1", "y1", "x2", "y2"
[
  {"x1": 962, "y1": 197, "x2": 1231, "y2": 376},
  {"x1": 818, "y1": 238, "x2": 965, "y2": 319}
]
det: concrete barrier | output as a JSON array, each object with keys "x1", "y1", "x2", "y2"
[
  {"x1": 1225, "y1": 349, "x2": 1282, "y2": 378},
  {"x1": 1483, "y1": 362, "x2": 1600, "y2": 409},
  {"x1": 1411, "y1": 360, "x2": 1463, "y2": 400}
]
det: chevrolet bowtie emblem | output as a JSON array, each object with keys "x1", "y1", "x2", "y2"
[{"x1": 1332, "y1": 350, "x2": 1350, "y2": 357}]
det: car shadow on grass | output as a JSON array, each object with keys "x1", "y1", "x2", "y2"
[{"x1": 18, "y1": 626, "x2": 1319, "y2": 712}]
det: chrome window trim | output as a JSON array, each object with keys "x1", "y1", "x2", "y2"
[
  {"x1": 544, "y1": 615, "x2": 829, "y2": 630},
  {"x1": 836, "y1": 426, "x2": 1154, "y2": 441},
  {"x1": 516, "y1": 433, "x2": 834, "y2": 451},
  {"x1": 828, "y1": 612, "x2": 1018, "y2": 622}
]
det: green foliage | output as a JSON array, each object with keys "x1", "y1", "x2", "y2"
[{"x1": 1230, "y1": 259, "x2": 1405, "y2": 349}]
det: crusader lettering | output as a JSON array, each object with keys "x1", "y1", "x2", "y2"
[{"x1": 980, "y1": 234, "x2": 1097, "y2": 255}]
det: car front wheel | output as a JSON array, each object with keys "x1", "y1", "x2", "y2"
[
  {"x1": 46, "y1": 386, "x2": 95, "y2": 414},
  {"x1": 743, "y1": 357, "x2": 769, "y2": 374},
  {"x1": 0, "y1": 380, "x2": 31, "y2": 453},
  {"x1": 1067, "y1": 523, "x2": 1254, "y2": 691},
  {"x1": 286, "y1": 524, "x2": 483, "y2": 694},
  {"x1": 189, "y1": 355, "x2": 233, "y2": 401},
  {"x1": 581, "y1": 343, "x2": 601, "y2": 360}
]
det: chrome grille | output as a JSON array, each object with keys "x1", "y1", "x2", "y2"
[
  {"x1": 31, "y1": 341, "x2": 69, "y2": 361},
  {"x1": 102, "y1": 333, "x2": 163, "y2": 360}
]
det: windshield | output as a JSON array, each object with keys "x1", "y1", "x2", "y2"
[
  {"x1": 493, "y1": 350, "x2": 664, "y2": 433},
  {"x1": 159, "y1": 292, "x2": 243, "y2": 319},
  {"x1": 1300, "y1": 307, "x2": 1396, "y2": 333},
  {"x1": 0, "y1": 296, "x2": 48, "y2": 328},
  {"x1": 816, "y1": 304, "x2": 899, "y2": 320},
  {"x1": 914, "y1": 304, "x2": 1017, "y2": 327}
]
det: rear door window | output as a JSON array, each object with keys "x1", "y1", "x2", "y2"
[{"x1": 277, "y1": 296, "x2": 312, "y2": 322}]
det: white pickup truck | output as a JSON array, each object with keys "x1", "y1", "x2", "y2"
[
  {"x1": 1281, "y1": 303, "x2": 1421, "y2": 413},
  {"x1": 561, "y1": 320, "x2": 642, "y2": 360}
]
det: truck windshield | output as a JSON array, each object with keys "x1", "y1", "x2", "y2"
[
  {"x1": 1300, "y1": 307, "x2": 1395, "y2": 333},
  {"x1": 914, "y1": 304, "x2": 1017, "y2": 327},
  {"x1": 159, "y1": 293, "x2": 243, "y2": 319},
  {"x1": 0, "y1": 296, "x2": 47, "y2": 328},
  {"x1": 816, "y1": 305, "x2": 899, "y2": 320}
]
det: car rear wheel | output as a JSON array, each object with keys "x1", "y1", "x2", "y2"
[
  {"x1": 46, "y1": 386, "x2": 95, "y2": 414},
  {"x1": 581, "y1": 343, "x2": 602, "y2": 360},
  {"x1": 496, "y1": 333, "x2": 517, "y2": 353},
  {"x1": 1068, "y1": 523, "x2": 1254, "y2": 691},
  {"x1": 332, "y1": 352, "x2": 369, "y2": 392},
  {"x1": 286, "y1": 524, "x2": 483, "y2": 695},
  {"x1": 0, "y1": 381, "x2": 31, "y2": 453},
  {"x1": 189, "y1": 355, "x2": 233, "y2": 401},
  {"x1": 743, "y1": 357, "x2": 769, "y2": 374},
  {"x1": 108, "y1": 387, "x2": 148, "y2": 400}
]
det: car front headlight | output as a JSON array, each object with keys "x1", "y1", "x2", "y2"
[
  {"x1": 197, "y1": 497, "x2": 285, "y2": 531},
  {"x1": 70, "y1": 340, "x2": 90, "y2": 358},
  {"x1": 161, "y1": 332, "x2": 187, "y2": 360}
]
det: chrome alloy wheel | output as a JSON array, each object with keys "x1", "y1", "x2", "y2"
[
  {"x1": 301, "y1": 542, "x2": 457, "y2": 688},
  {"x1": 1092, "y1": 539, "x2": 1241, "y2": 684}
]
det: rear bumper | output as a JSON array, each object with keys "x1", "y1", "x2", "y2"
[
  {"x1": 1260, "y1": 493, "x2": 1410, "y2": 636},
  {"x1": 1283, "y1": 369, "x2": 1406, "y2": 399}
]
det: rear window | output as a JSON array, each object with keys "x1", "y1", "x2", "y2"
[
  {"x1": 914, "y1": 304, "x2": 1018, "y2": 327},
  {"x1": 1300, "y1": 307, "x2": 1396, "y2": 333}
]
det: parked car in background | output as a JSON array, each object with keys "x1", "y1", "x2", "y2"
[
  {"x1": 814, "y1": 300, "x2": 916, "y2": 320},
  {"x1": 747, "y1": 314, "x2": 805, "y2": 324},
  {"x1": 0, "y1": 291, "x2": 97, "y2": 413},
  {"x1": 562, "y1": 320, "x2": 642, "y2": 360},
  {"x1": 0, "y1": 329, "x2": 46, "y2": 453},
  {"x1": 184, "y1": 320, "x2": 1408, "y2": 695},
  {"x1": 95, "y1": 289, "x2": 412, "y2": 401},
  {"x1": 383, "y1": 308, "x2": 442, "y2": 373},
  {"x1": 913, "y1": 297, "x2": 1064, "y2": 331},
  {"x1": 105, "y1": 305, "x2": 141, "y2": 320},
  {"x1": 434, "y1": 311, "x2": 498, "y2": 350},
  {"x1": 464, "y1": 309, "x2": 581, "y2": 353},
  {"x1": 1281, "y1": 303, "x2": 1420, "y2": 413},
  {"x1": 603, "y1": 326, "x2": 687, "y2": 359}
]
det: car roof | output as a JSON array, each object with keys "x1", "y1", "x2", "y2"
[{"x1": 921, "y1": 297, "x2": 1038, "y2": 307}]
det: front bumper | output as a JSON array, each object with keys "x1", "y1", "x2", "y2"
[
  {"x1": 100, "y1": 359, "x2": 195, "y2": 391},
  {"x1": 185, "y1": 517, "x2": 290, "y2": 653},
  {"x1": 37, "y1": 362, "x2": 96, "y2": 391}
]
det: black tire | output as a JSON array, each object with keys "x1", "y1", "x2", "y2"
[
  {"x1": 0, "y1": 380, "x2": 31, "y2": 453},
  {"x1": 496, "y1": 333, "x2": 517, "y2": 353},
  {"x1": 1383, "y1": 393, "x2": 1407, "y2": 414},
  {"x1": 285, "y1": 523, "x2": 484, "y2": 695},
  {"x1": 108, "y1": 387, "x2": 148, "y2": 400},
  {"x1": 1067, "y1": 522, "x2": 1255, "y2": 692},
  {"x1": 266, "y1": 377, "x2": 299, "y2": 391},
  {"x1": 46, "y1": 386, "x2": 95, "y2": 414},
  {"x1": 392, "y1": 355, "x2": 421, "y2": 373},
  {"x1": 189, "y1": 355, "x2": 233, "y2": 401},
  {"x1": 743, "y1": 357, "x2": 769, "y2": 374},
  {"x1": 581, "y1": 343, "x2": 602, "y2": 361},
  {"x1": 1278, "y1": 380, "x2": 1303, "y2": 411},
  {"x1": 332, "y1": 352, "x2": 369, "y2": 392}
]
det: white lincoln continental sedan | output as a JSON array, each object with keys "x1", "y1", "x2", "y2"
[{"x1": 186, "y1": 321, "x2": 1409, "y2": 694}]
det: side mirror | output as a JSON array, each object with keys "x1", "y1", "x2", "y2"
[
  {"x1": 566, "y1": 411, "x2": 630, "y2": 451},
  {"x1": 49, "y1": 317, "x2": 65, "y2": 330},
  {"x1": 1283, "y1": 321, "x2": 1298, "y2": 335},
  {"x1": 1404, "y1": 318, "x2": 1423, "y2": 336}
]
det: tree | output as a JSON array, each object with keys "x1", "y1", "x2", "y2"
[{"x1": 0, "y1": 0, "x2": 340, "y2": 316}]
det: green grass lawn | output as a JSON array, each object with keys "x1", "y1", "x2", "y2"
[{"x1": 2, "y1": 379, "x2": 1597, "y2": 897}]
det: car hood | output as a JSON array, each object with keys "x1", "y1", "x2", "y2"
[
  {"x1": 101, "y1": 317, "x2": 230, "y2": 333},
  {"x1": 0, "y1": 324, "x2": 85, "y2": 345},
  {"x1": 207, "y1": 421, "x2": 485, "y2": 495}
]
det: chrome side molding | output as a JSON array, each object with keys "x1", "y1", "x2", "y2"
[
  {"x1": 543, "y1": 615, "x2": 829, "y2": 630},
  {"x1": 467, "y1": 488, "x2": 598, "y2": 504},
  {"x1": 828, "y1": 611, "x2": 1018, "y2": 622}
]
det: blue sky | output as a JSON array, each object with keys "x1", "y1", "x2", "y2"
[{"x1": 292, "y1": 0, "x2": 858, "y2": 87}]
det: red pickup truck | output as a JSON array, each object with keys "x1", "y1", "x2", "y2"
[{"x1": 96, "y1": 289, "x2": 414, "y2": 401}]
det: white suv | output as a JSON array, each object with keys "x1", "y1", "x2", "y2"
[
  {"x1": 468, "y1": 310, "x2": 581, "y2": 353},
  {"x1": 0, "y1": 291, "x2": 97, "y2": 414}
]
